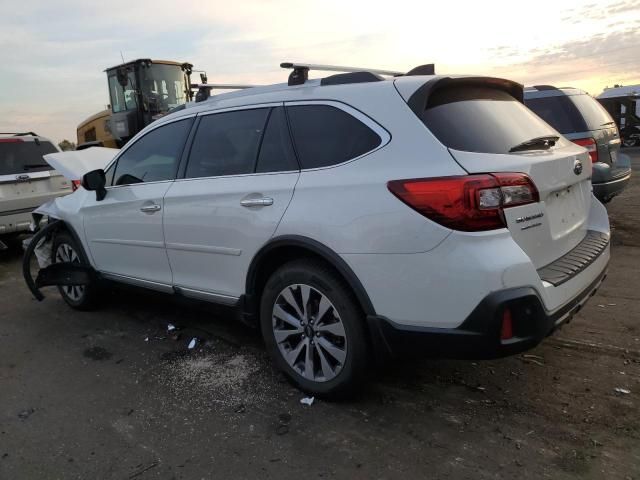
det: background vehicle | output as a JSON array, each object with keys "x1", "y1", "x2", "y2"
[
  {"x1": 77, "y1": 59, "x2": 194, "y2": 149},
  {"x1": 524, "y1": 85, "x2": 632, "y2": 203},
  {"x1": 597, "y1": 84, "x2": 640, "y2": 147},
  {"x1": 0, "y1": 132, "x2": 71, "y2": 249},
  {"x1": 27, "y1": 64, "x2": 609, "y2": 398}
]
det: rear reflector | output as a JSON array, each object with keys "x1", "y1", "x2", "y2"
[
  {"x1": 572, "y1": 137, "x2": 598, "y2": 163},
  {"x1": 71, "y1": 180, "x2": 81, "y2": 192},
  {"x1": 387, "y1": 173, "x2": 538, "y2": 232},
  {"x1": 501, "y1": 308, "x2": 514, "y2": 340}
]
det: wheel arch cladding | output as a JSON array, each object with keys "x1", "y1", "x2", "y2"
[{"x1": 245, "y1": 235, "x2": 376, "y2": 318}]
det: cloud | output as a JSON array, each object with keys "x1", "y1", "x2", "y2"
[
  {"x1": 2, "y1": 0, "x2": 640, "y2": 142},
  {"x1": 486, "y1": 25, "x2": 640, "y2": 94}
]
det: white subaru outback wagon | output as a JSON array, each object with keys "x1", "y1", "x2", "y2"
[{"x1": 25, "y1": 65, "x2": 610, "y2": 398}]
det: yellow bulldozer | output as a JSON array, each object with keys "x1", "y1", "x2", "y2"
[{"x1": 76, "y1": 59, "x2": 194, "y2": 149}]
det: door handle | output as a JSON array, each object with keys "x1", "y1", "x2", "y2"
[
  {"x1": 140, "y1": 204, "x2": 161, "y2": 213},
  {"x1": 240, "y1": 197, "x2": 274, "y2": 207}
]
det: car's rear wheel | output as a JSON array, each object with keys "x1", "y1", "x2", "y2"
[
  {"x1": 52, "y1": 231, "x2": 98, "y2": 310},
  {"x1": 260, "y1": 259, "x2": 368, "y2": 399},
  {"x1": 623, "y1": 138, "x2": 637, "y2": 148}
]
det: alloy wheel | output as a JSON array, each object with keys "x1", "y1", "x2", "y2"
[
  {"x1": 272, "y1": 284, "x2": 347, "y2": 382},
  {"x1": 54, "y1": 243, "x2": 85, "y2": 301}
]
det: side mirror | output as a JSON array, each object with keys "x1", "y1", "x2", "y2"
[{"x1": 82, "y1": 169, "x2": 107, "y2": 201}]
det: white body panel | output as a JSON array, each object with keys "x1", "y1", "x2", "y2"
[
  {"x1": 163, "y1": 172, "x2": 299, "y2": 297},
  {"x1": 82, "y1": 182, "x2": 173, "y2": 284},
  {"x1": 341, "y1": 194, "x2": 609, "y2": 328},
  {"x1": 450, "y1": 145, "x2": 593, "y2": 268},
  {"x1": 43, "y1": 147, "x2": 118, "y2": 180}
]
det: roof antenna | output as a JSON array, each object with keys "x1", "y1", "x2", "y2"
[{"x1": 120, "y1": 51, "x2": 125, "y2": 64}]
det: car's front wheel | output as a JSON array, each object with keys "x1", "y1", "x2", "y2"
[
  {"x1": 52, "y1": 231, "x2": 98, "y2": 310},
  {"x1": 260, "y1": 259, "x2": 369, "y2": 399}
]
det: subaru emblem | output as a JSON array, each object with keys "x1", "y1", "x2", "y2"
[{"x1": 573, "y1": 160, "x2": 583, "y2": 176}]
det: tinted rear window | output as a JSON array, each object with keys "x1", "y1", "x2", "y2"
[
  {"x1": 0, "y1": 140, "x2": 57, "y2": 175},
  {"x1": 525, "y1": 95, "x2": 588, "y2": 133},
  {"x1": 287, "y1": 105, "x2": 381, "y2": 169},
  {"x1": 421, "y1": 87, "x2": 561, "y2": 154},
  {"x1": 569, "y1": 94, "x2": 615, "y2": 130}
]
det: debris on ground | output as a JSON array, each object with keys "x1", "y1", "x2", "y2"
[
  {"x1": 18, "y1": 408, "x2": 35, "y2": 420},
  {"x1": 614, "y1": 387, "x2": 631, "y2": 395},
  {"x1": 520, "y1": 355, "x2": 545, "y2": 367},
  {"x1": 167, "y1": 323, "x2": 177, "y2": 332},
  {"x1": 144, "y1": 337, "x2": 149, "y2": 342},
  {"x1": 300, "y1": 396, "x2": 315, "y2": 406},
  {"x1": 128, "y1": 462, "x2": 158, "y2": 479},
  {"x1": 188, "y1": 338, "x2": 198, "y2": 350}
]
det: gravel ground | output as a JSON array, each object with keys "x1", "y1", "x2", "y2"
[{"x1": 1, "y1": 149, "x2": 639, "y2": 480}]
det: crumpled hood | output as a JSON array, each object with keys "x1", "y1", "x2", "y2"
[{"x1": 43, "y1": 147, "x2": 118, "y2": 180}]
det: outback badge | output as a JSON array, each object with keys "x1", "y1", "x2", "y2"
[{"x1": 573, "y1": 159, "x2": 583, "y2": 175}]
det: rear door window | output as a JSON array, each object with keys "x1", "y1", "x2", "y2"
[
  {"x1": 421, "y1": 86, "x2": 563, "y2": 154},
  {"x1": 525, "y1": 95, "x2": 588, "y2": 133},
  {"x1": 286, "y1": 105, "x2": 381, "y2": 169},
  {"x1": 185, "y1": 108, "x2": 269, "y2": 178},
  {"x1": 0, "y1": 140, "x2": 57, "y2": 175}
]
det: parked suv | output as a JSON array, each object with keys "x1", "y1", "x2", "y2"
[
  {"x1": 524, "y1": 86, "x2": 632, "y2": 203},
  {"x1": 0, "y1": 132, "x2": 71, "y2": 249},
  {"x1": 26, "y1": 70, "x2": 610, "y2": 398}
]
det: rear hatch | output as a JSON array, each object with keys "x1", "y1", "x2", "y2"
[
  {"x1": 525, "y1": 92, "x2": 623, "y2": 167},
  {"x1": 0, "y1": 138, "x2": 69, "y2": 214},
  {"x1": 404, "y1": 77, "x2": 592, "y2": 268}
]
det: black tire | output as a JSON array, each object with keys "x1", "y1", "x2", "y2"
[
  {"x1": 260, "y1": 259, "x2": 369, "y2": 399},
  {"x1": 51, "y1": 231, "x2": 99, "y2": 310}
]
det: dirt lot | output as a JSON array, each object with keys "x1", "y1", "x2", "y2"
[{"x1": 1, "y1": 151, "x2": 639, "y2": 480}]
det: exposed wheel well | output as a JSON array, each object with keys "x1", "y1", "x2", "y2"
[{"x1": 244, "y1": 237, "x2": 376, "y2": 324}]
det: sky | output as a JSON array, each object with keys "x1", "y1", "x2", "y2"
[{"x1": 1, "y1": 0, "x2": 639, "y2": 144}]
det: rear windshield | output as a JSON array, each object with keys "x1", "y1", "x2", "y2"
[
  {"x1": 0, "y1": 140, "x2": 57, "y2": 175},
  {"x1": 525, "y1": 94, "x2": 614, "y2": 134},
  {"x1": 420, "y1": 86, "x2": 562, "y2": 154}
]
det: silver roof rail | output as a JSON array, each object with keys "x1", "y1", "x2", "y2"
[
  {"x1": 281, "y1": 62, "x2": 403, "y2": 86},
  {"x1": 281, "y1": 62, "x2": 403, "y2": 77}
]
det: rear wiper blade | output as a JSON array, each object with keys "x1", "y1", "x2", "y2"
[
  {"x1": 23, "y1": 164, "x2": 50, "y2": 170},
  {"x1": 509, "y1": 135, "x2": 559, "y2": 153}
]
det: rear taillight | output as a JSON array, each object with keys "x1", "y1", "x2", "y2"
[
  {"x1": 71, "y1": 180, "x2": 81, "y2": 191},
  {"x1": 387, "y1": 173, "x2": 539, "y2": 232},
  {"x1": 572, "y1": 137, "x2": 598, "y2": 163}
]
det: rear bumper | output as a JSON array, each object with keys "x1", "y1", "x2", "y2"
[
  {"x1": 367, "y1": 265, "x2": 608, "y2": 360},
  {"x1": 592, "y1": 166, "x2": 631, "y2": 202},
  {"x1": 0, "y1": 209, "x2": 35, "y2": 235}
]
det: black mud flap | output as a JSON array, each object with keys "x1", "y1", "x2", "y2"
[{"x1": 35, "y1": 262, "x2": 94, "y2": 288}]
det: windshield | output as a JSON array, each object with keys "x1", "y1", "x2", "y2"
[
  {"x1": 0, "y1": 140, "x2": 57, "y2": 175},
  {"x1": 139, "y1": 64, "x2": 188, "y2": 115}
]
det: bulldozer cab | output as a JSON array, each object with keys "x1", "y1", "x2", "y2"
[{"x1": 105, "y1": 59, "x2": 192, "y2": 147}]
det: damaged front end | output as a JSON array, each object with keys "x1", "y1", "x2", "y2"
[{"x1": 22, "y1": 203, "x2": 95, "y2": 301}]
